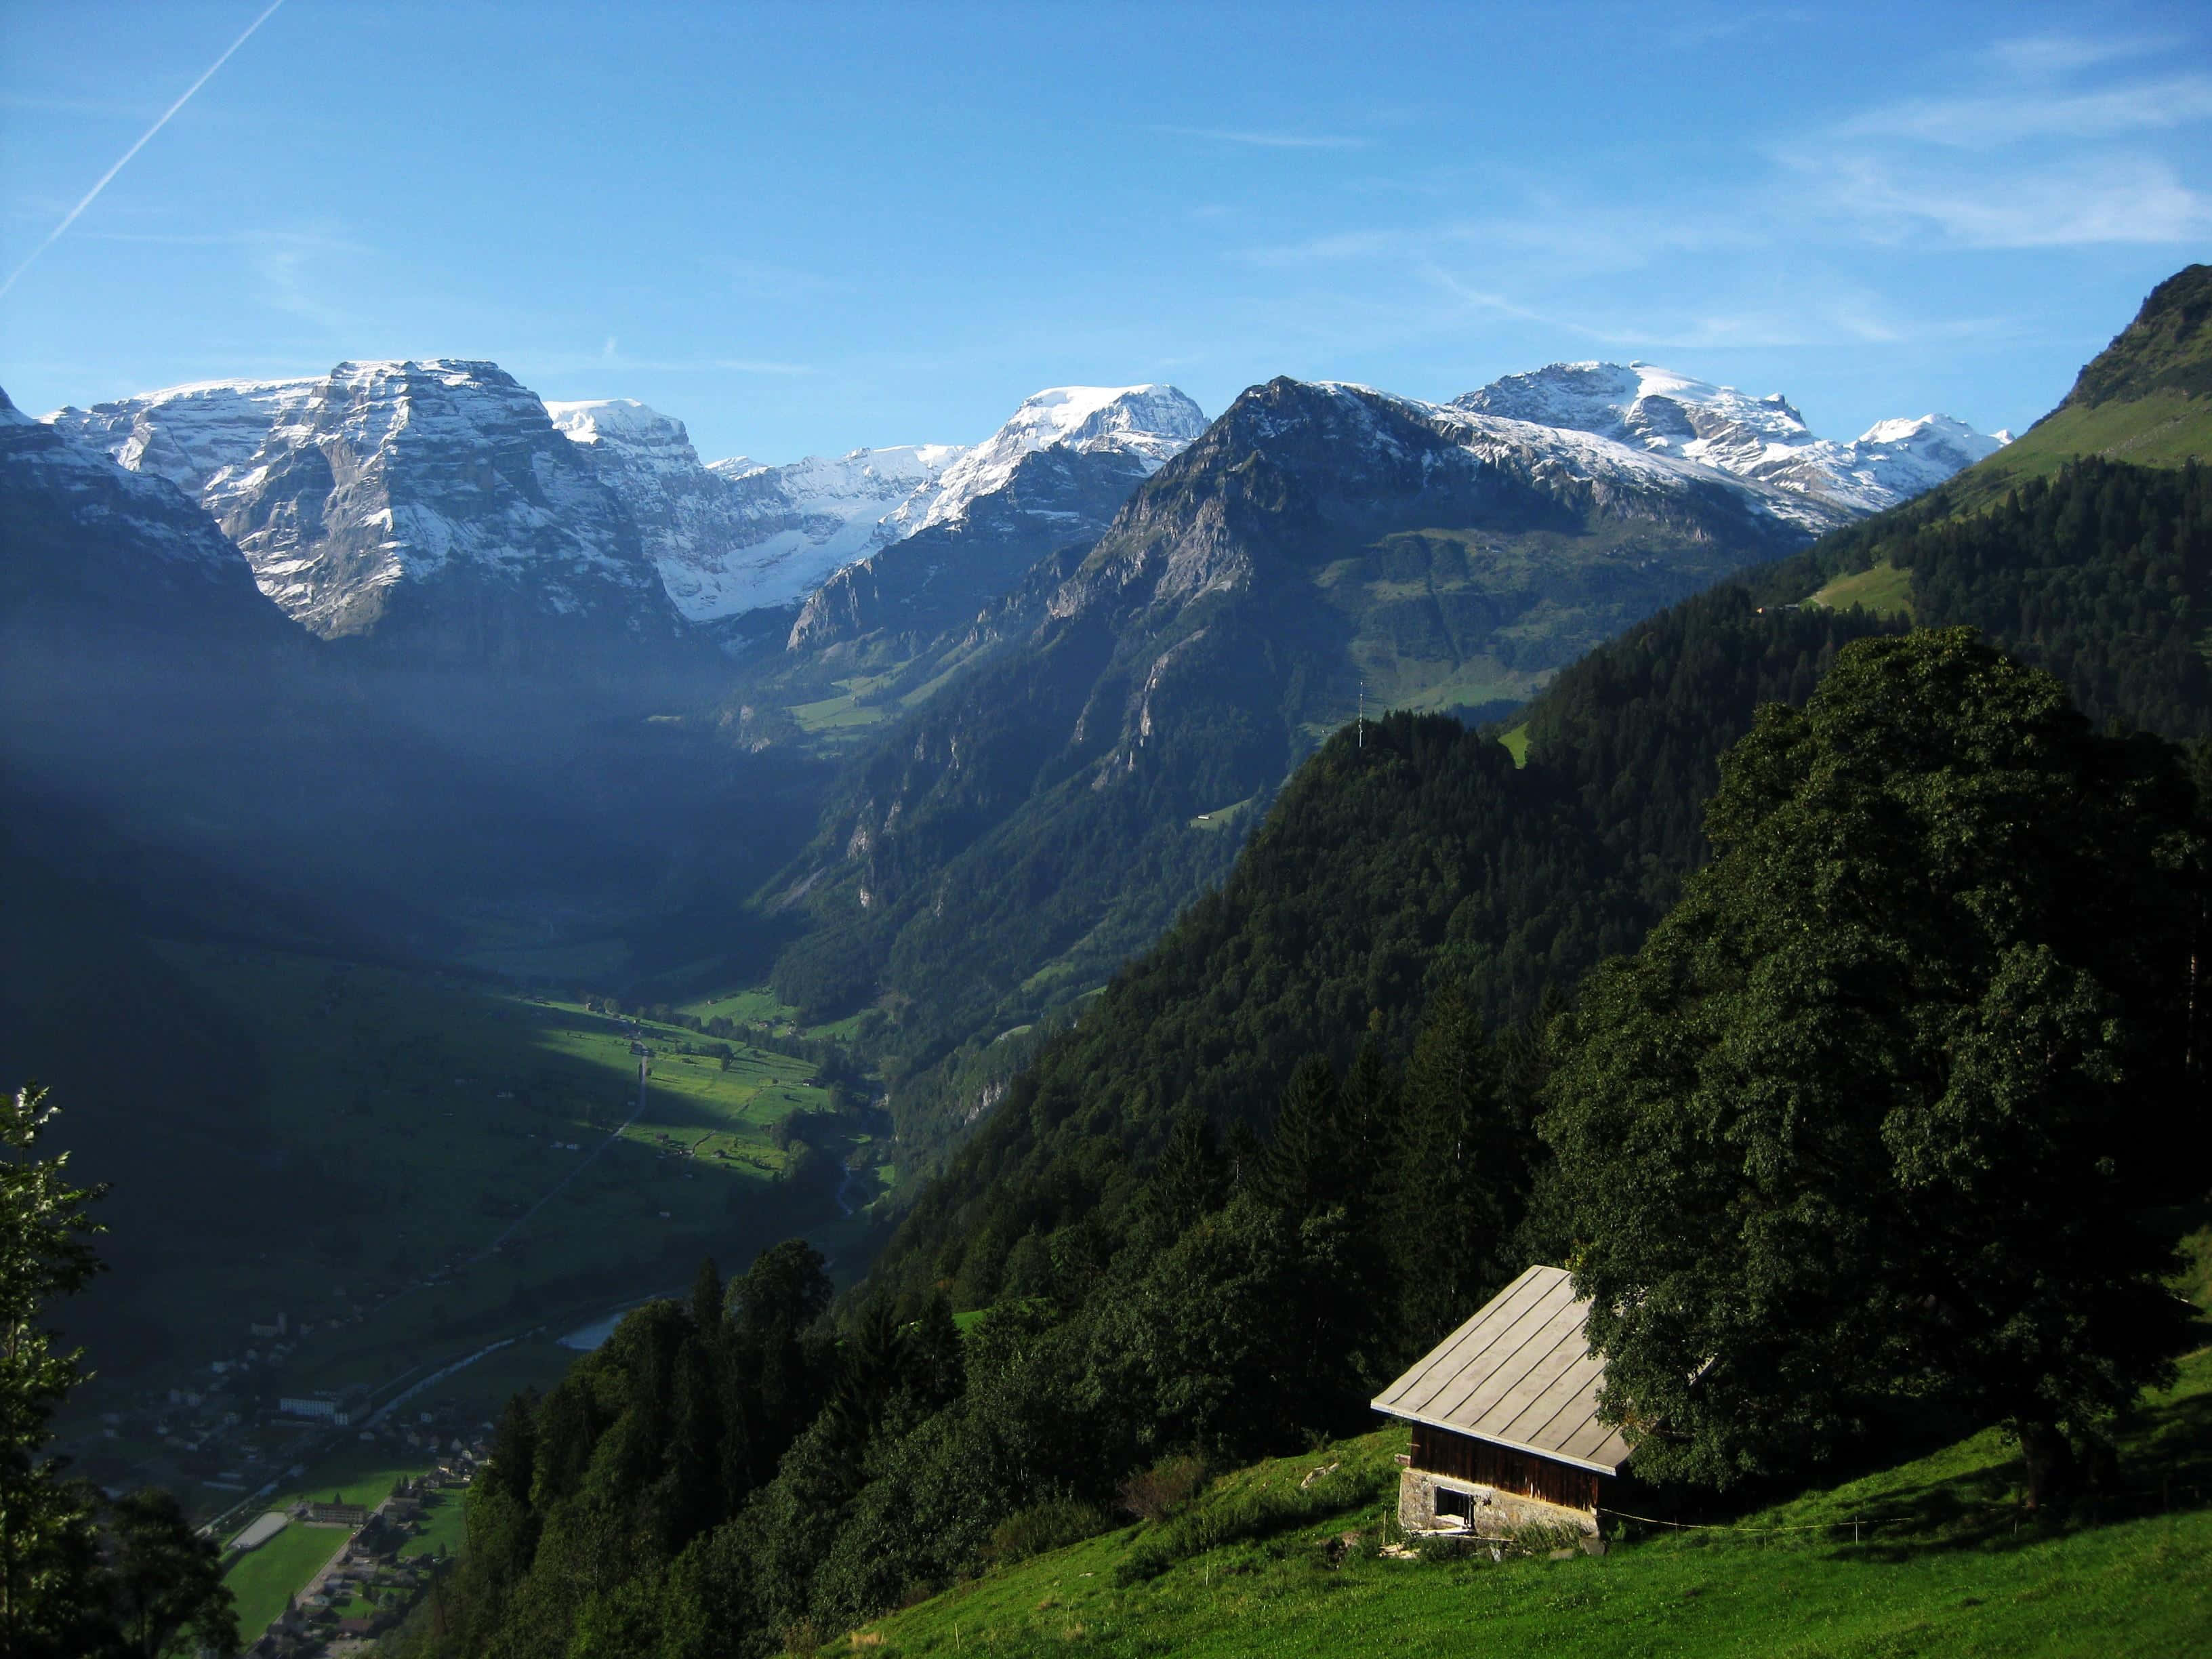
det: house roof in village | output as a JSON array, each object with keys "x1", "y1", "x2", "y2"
[{"x1": 1370, "y1": 1264, "x2": 1634, "y2": 1476}]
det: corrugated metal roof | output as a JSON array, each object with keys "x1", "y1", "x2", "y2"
[{"x1": 1370, "y1": 1264, "x2": 1633, "y2": 1476}]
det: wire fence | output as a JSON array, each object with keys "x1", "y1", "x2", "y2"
[{"x1": 1597, "y1": 1478, "x2": 2209, "y2": 1545}]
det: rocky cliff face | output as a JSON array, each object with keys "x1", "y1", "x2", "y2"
[
  {"x1": 54, "y1": 361, "x2": 694, "y2": 666},
  {"x1": 546, "y1": 398, "x2": 970, "y2": 621},
  {"x1": 47, "y1": 377, "x2": 320, "y2": 502}
]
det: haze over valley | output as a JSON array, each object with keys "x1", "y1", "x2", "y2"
[{"x1": 3, "y1": 7, "x2": 2209, "y2": 1657}]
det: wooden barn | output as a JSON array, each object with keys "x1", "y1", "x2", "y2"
[{"x1": 1371, "y1": 1264, "x2": 1631, "y2": 1537}]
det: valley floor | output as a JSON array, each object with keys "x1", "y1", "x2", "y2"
[{"x1": 848, "y1": 1349, "x2": 2212, "y2": 1659}]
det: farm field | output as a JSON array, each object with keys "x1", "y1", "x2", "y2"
[
  {"x1": 222, "y1": 1520, "x2": 348, "y2": 1644},
  {"x1": 675, "y1": 982, "x2": 871, "y2": 1044},
  {"x1": 848, "y1": 1349, "x2": 2212, "y2": 1658},
  {"x1": 55, "y1": 942, "x2": 869, "y2": 1481},
  {"x1": 220, "y1": 1439, "x2": 476, "y2": 1645}
]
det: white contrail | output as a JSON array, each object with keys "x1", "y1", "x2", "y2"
[{"x1": 0, "y1": 0, "x2": 288, "y2": 301}]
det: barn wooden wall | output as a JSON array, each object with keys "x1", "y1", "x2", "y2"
[{"x1": 1408, "y1": 1422, "x2": 1599, "y2": 1512}]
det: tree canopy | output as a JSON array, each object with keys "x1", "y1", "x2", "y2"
[{"x1": 1543, "y1": 629, "x2": 2209, "y2": 1501}]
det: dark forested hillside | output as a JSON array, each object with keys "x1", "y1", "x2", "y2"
[
  {"x1": 1793, "y1": 458, "x2": 2211, "y2": 738},
  {"x1": 427, "y1": 626, "x2": 2210, "y2": 1659},
  {"x1": 766, "y1": 374, "x2": 1836, "y2": 1170},
  {"x1": 867, "y1": 449, "x2": 2212, "y2": 1308},
  {"x1": 863, "y1": 593, "x2": 1895, "y2": 1308},
  {"x1": 419, "y1": 269, "x2": 2212, "y2": 1659}
]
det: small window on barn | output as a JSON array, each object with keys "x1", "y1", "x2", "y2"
[{"x1": 1435, "y1": 1487, "x2": 1473, "y2": 1522}]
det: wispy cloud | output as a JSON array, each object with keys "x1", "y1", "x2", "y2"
[
  {"x1": 1837, "y1": 73, "x2": 2212, "y2": 148},
  {"x1": 1795, "y1": 32, "x2": 2212, "y2": 247},
  {"x1": 253, "y1": 237, "x2": 358, "y2": 333},
  {"x1": 1987, "y1": 34, "x2": 2171, "y2": 81},
  {"x1": 518, "y1": 346, "x2": 817, "y2": 380},
  {"x1": 79, "y1": 227, "x2": 372, "y2": 254},
  {"x1": 1153, "y1": 125, "x2": 1368, "y2": 150},
  {"x1": 1813, "y1": 153, "x2": 2212, "y2": 247}
]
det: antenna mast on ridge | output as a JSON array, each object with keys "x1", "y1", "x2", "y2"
[{"x1": 1358, "y1": 678, "x2": 1365, "y2": 749}]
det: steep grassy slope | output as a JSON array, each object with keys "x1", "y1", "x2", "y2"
[
  {"x1": 1958, "y1": 263, "x2": 2212, "y2": 497},
  {"x1": 846, "y1": 1349, "x2": 2212, "y2": 1658}
]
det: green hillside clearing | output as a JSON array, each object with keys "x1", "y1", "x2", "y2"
[
  {"x1": 1957, "y1": 390, "x2": 2212, "y2": 503},
  {"x1": 1811, "y1": 560, "x2": 1917, "y2": 619},
  {"x1": 846, "y1": 1347, "x2": 2212, "y2": 1658}
]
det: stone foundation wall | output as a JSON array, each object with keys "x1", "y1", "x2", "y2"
[{"x1": 1397, "y1": 1468, "x2": 1598, "y2": 1538}]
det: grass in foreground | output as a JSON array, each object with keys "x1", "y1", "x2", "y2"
[{"x1": 844, "y1": 1349, "x2": 2212, "y2": 1658}]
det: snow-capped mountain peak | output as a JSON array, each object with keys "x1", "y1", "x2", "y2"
[
  {"x1": 1452, "y1": 361, "x2": 2003, "y2": 513},
  {"x1": 545, "y1": 397, "x2": 704, "y2": 476},
  {"x1": 47, "y1": 376, "x2": 321, "y2": 501},
  {"x1": 895, "y1": 384, "x2": 1208, "y2": 538}
]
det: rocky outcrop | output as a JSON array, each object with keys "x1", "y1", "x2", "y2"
[{"x1": 186, "y1": 361, "x2": 690, "y2": 665}]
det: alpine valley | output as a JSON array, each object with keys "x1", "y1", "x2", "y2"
[{"x1": 11, "y1": 263, "x2": 2211, "y2": 1659}]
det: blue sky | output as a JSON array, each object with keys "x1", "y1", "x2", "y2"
[{"x1": 2, "y1": 1, "x2": 2207, "y2": 464}]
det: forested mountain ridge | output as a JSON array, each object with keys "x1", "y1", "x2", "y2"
[
  {"x1": 861, "y1": 264, "x2": 2212, "y2": 1304},
  {"x1": 1770, "y1": 270, "x2": 2212, "y2": 738},
  {"x1": 764, "y1": 375, "x2": 1863, "y2": 1151},
  {"x1": 862, "y1": 596, "x2": 1895, "y2": 1308}
]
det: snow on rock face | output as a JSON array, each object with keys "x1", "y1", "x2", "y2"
[
  {"x1": 47, "y1": 377, "x2": 321, "y2": 500},
  {"x1": 1452, "y1": 361, "x2": 2004, "y2": 512},
  {"x1": 890, "y1": 384, "x2": 1208, "y2": 539},
  {"x1": 197, "y1": 360, "x2": 674, "y2": 642},
  {"x1": 543, "y1": 396, "x2": 808, "y2": 619},
  {"x1": 646, "y1": 442, "x2": 968, "y2": 620},
  {"x1": 1, "y1": 383, "x2": 276, "y2": 615},
  {"x1": 783, "y1": 386, "x2": 1210, "y2": 653}
]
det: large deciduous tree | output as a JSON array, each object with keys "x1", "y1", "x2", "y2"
[{"x1": 1544, "y1": 628, "x2": 2209, "y2": 1503}]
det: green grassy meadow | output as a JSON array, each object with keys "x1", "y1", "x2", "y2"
[
  {"x1": 1812, "y1": 560, "x2": 1917, "y2": 620},
  {"x1": 222, "y1": 1521, "x2": 348, "y2": 1641},
  {"x1": 846, "y1": 1349, "x2": 2212, "y2": 1658}
]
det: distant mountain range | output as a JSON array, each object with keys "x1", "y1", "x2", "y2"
[
  {"x1": 8, "y1": 345, "x2": 2010, "y2": 1077},
  {"x1": 41, "y1": 369, "x2": 1214, "y2": 661},
  {"x1": 31, "y1": 357, "x2": 1998, "y2": 674}
]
